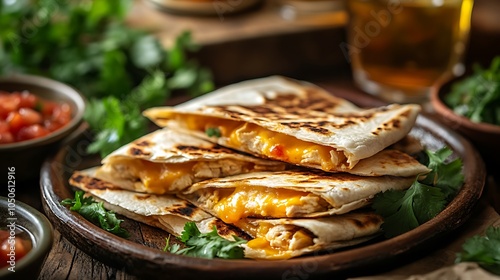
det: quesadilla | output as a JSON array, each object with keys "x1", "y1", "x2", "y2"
[
  {"x1": 180, "y1": 170, "x2": 416, "y2": 224},
  {"x1": 69, "y1": 171, "x2": 250, "y2": 240},
  {"x1": 239, "y1": 212, "x2": 383, "y2": 260},
  {"x1": 143, "y1": 76, "x2": 421, "y2": 172},
  {"x1": 69, "y1": 170, "x2": 384, "y2": 260},
  {"x1": 93, "y1": 128, "x2": 286, "y2": 194}
]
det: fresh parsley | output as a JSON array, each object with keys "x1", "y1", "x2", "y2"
[
  {"x1": 456, "y1": 226, "x2": 500, "y2": 275},
  {"x1": 445, "y1": 56, "x2": 500, "y2": 125},
  {"x1": 372, "y1": 147, "x2": 464, "y2": 238},
  {"x1": 0, "y1": 0, "x2": 214, "y2": 157},
  {"x1": 205, "y1": 127, "x2": 222, "y2": 138},
  {"x1": 164, "y1": 222, "x2": 246, "y2": 259},
  {"x1": 61, "y1": 191, "x2": 130, "y2": 238}
]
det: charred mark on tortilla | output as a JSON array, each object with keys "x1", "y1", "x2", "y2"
[
  {"x1": 212, "y1": 219, "x2": 251, "y2": 240},
  {"x1": 70, "y1": 173, "x2": 120, "y2": 190},
  {"x1": 176, "y1": 145, "x2": 232, "y2": 155},
  {"x1": 348, "y1": 214, "x2": 383, "y2": 229},
  {"x1": 134, "y1": 194, "x2": 152, "y2": 200},
  {"x1": 247, "y1": 106, "x2": 277, "y2": 115},
  {"x1": 169, "y1": 203, "x2": 197, "y2": 217},
  {"x1": 135, "y1": 140, "x2": 151, "y2": 147},
  {"x1": 129, "y1": 147, "x2": 151, "y2": 156},
  {"x1": 71, "y1": 174, "x2": 85, "y2": 184}
]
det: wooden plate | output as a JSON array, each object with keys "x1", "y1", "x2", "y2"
[{"x1": 40, "y1": 107, "x2": 486, "y2": 280}]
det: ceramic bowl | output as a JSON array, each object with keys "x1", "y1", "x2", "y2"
[
  {"x1": 0, "y1": 74, "x2": 86, "y2": 181},
  {"x1": 0, "y1": 196, "x2": 54, "y2": 280},
  {"x1": 430, "y1": 78, "x2": 500, "y2": 165}
]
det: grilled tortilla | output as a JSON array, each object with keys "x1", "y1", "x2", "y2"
[
  {"x1": 144, "y1": 76, "x2": 421, "y2": 171},
  {"x1": 93, "y1": 128, "x2": 286, "y2": 194},
  {"x1": 69, "y1": 171, "x2": 384, "y2": 260},
  {"x1": 180, "y1": 170, "x2": 415, "y2": 224},
  {"x1": 69, "y1": 171, "x2": 250, "y2": 240},
  {"x1": 238, "y1": 212, "x2": 383, "y2": 260}
]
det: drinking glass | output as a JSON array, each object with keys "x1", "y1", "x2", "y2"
[{"x1": 343, "y1": 0, "x2": 474, "y2": 103}]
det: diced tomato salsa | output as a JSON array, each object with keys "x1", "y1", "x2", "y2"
[
  {"x1": 0, "y1": 90, "x2": 72, "y2": 144},
  {"x1": 0, "y1": 228, "x2": 32, "y2": 268}
]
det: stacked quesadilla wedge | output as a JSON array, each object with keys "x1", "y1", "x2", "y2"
[
  {"x1": 68, "y1": 169, "x2": 387, "y2": 260},
  {"x1": 143, "y1": 76, "x2": 421, "y2": 172},
  {"x1": 93, "y1": 128, "x2": 286, "y2": 194},
  {"x1": 178, "y1": 170, "x2": 416, "y2": 259},
  {"x1": 69, "y1": 170, "x2": 250, "y2": 240},
  {"x1": 68, "y1": 76, "x2": 431, "y2": 260}
]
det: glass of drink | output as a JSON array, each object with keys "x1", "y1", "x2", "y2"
[{"x1": 343, "y1": 0, "x2": 474, "y2": 103}]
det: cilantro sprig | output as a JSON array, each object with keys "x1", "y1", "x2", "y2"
[
  {"x1": 445, "y1": 56, "x2": 500, "y2": 125},
  {"x1": 164, "y1": 222, "x2": 246, "y2": 259},
  {"x1": 0, "y1": 0, "x2": 214, "y2": 157},
  {"x1": 456, "y1": 226, "x2": 500, "y2": 275},
  {"x1": 61, "y1": 191, "x2": 130, "y2": 238},
  {"x1": 372, "y1": 147, "x2": 464, "y2": 238},
  {"x1": 205, "y1": 127, "x2": 222, "y2": 138}
]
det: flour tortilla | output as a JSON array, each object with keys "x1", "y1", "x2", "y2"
[
  {"x1": 181, "y1": 170, "x2": 415, "y2": 220},
  {"x1": 240, "y1": 212, "x2": 384, "y2": 260},
  {"x1": 144, "y1": 76, "x2": 421, "y2": 171},
  {"x1": 69, "y1": 170, "x2": 250, "y2": 240},
  {"x1": 68, "y1": 170, "x2": 384, "y2": 260},
  {"x1": 94, "y1": 128, "x2": 286, "y2": 194}
]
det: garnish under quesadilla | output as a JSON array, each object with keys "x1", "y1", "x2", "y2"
[
  {"x1": 180, "y1": 170, "x2": 416, "y2": 224},
  {"x1": 93, "y1": 128, "x2": 286, "y2": 194},
  {"x1": 144, "y1": 76, "x2": 421, "y2": 172}
]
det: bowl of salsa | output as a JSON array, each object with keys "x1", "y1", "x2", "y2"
[
  {"x1": 0, "y1": 74, "x2": 86, "y2": 181},
  {"x1": 0, "y1": 196, "x2": 53, "y2": 280}
]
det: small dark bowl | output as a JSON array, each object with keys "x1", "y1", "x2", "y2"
[
  {"x1": 430, "y1": 79, "x2": 500, "y2": 165},
  {"x1": 0, "y1": 196, "x2": 54, "y2": 279},
  {"x1": 0, "y1": 74, "x2": 86, "y2": 181}
]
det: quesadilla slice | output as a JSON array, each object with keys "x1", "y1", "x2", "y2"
[
  {"x1": 69, "y1": 171, "x2": 250, "y2": 240},
  {"x1": 93, "y1": 128, "x2": 286, "y2": 194},
  {"x1": 69, "y1": 170, "x2": 384, "y2": 260},
  {"x1": 180, "y1": 170, "x2": 416, "y2": 224},
  {"x1": 144, "y1": 76, "x2": 421, "y2": 171},
  {"x1": 238, "y1": 212, "x2": 384, "y2": 260}
]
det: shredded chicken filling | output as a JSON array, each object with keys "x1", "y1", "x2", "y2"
[
  {"x1": 200, "y1": 186, "x2": 329, "y2": 224},
  {"x1": 98, "y1": 158, "x2": 257, "y2": 194},
  {"x1": 240, "y1": 222, "x2": 315, "y2": 259},
  {"x1": 177, "y1": 114, "x2": 348, "y2": 170}
]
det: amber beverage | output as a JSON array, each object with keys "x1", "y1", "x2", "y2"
[{"x1": 345, "y1": 0, "x2": 474, "y2": 103}]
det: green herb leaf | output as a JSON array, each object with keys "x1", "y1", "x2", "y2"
[
  {"x1": 61, "y1": 191, "x2": 130, "y2": 238},
  {"x1": 373, "y1": 147, "x2": 463, "y2": 238},
  {"x1": 445, "y1": 56, "x2": 500, "y2": 125},
  {"x1": 165, "y1": 222, "x2": 246, "y2": 259},
  {"x1": 421, "y1": 147, "x2": 464, "y2": 200},
  {"x1": 205, "y1": 127, "x2": 221, "y2": 138},
  {"x1": 85, "y1": 96, "x2": 147, "y2": 157},
  {"x1": 456, "y1": 226, "x2": 500, "y2": 275},
  {"x1": 0, "y1": 0, "x2": 213, "y2": 157}
]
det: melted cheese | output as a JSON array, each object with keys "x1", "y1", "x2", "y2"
[
  {"x1": 178, "y1": 114, "x2": 346, "y2": 170},
  {"x1": 241, "y1": 222, "x2": 314, "y2": 260},
  {"x1": 108, "y1": 158, "x2": 196, "y2": 194},
  {"x1": 212, "y1": 186, "x2": 309, "y2": 224}
]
